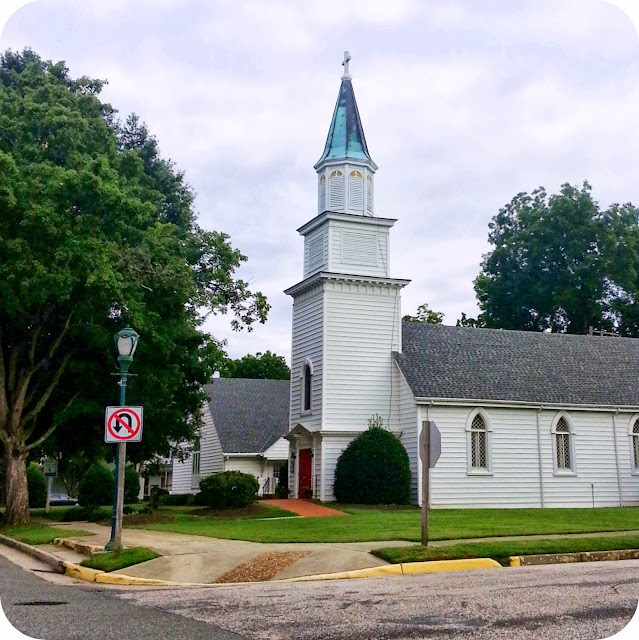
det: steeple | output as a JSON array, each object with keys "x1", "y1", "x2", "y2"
[{"x1": 315, "y1": 52, "x2": 377, "y2": 216}]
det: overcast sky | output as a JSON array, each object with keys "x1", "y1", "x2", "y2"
[{"x1": 2, "y1": 0, "x2": 639, "y2": 362}]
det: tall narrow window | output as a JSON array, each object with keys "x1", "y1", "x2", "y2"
[
  {"x1": 318, "y1": 174, "x2": 326, "y2": 213},
  {"x1": 348, "y1": 170, "x2": 363, "y2": 211},
  {"x1": 631, "y1": 418, "x2": 639, "y2": 472},
  {"x1": 470, "y1": 414, "x2": 487, "y2": 469},
  {"x1": 552, "y1": 414, "x2": 574, "y2": 473},
  {"x1": 303, "y1": 363, "x2": 312, "y2": 412},
  {"x1": 329, "y1": 170, "x2": 344, "y2": 210}
]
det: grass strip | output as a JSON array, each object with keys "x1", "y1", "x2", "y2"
[
  {"x1": 373, "y1": 535, "x2": 639, "y2": 566},
  {"x1": 1, "y1": 523, "x2": 92, "y2": 545},
  {"x1": 80, "y1": 547, "x2": 159, "y2": 572},
  {"x1": 134, "y1": 506, "x2": 639, "y2": 544}
]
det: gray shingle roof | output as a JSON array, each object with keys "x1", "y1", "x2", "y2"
[
  {"x1": 204, "y1": 379, "x2": 290, "y2": 453},
  {"x1": 396, "y1": 322, "x2": 639, "y2": 407}
]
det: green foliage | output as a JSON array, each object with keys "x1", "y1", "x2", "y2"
[
  {"x1": 198, "y1": 471, "x2": 259, "y2": 509},
  {"x1": 475, "y1": 182, "x2": 639, "y2": 335},
  {"x1": 80, "y1": 547, "x2": 159, "y2": 572},
  {"x1": 0, "y1": 48, "x2": 269, "y2": 523},
  {"x1": 403, "y1": 303, "x2": 444, "y2": 325},
  {"x1": 162, "y1": 493, "x2": 195, "y2": 506},
  {"x1": 333, "y1": 426, "x2": 411, "y2": 505},
  {"x1": 456, "y1": 312, "x2": 486, "y2": 328},
  {"x1": 26, "y1": 464, "x2": 47, "y2": 508},
  {"x1": 221, "y1": 350, "x2": 290, "y2": 380},
  {"x1": 78, "y1": 462, "x2": 114, "y2": 507},
  {"x1": 124, "y1": 465, "x2": 140, "y2": 504},
  {"x1": 150, "y1": 488, "x2": 169, "y2": 508}
]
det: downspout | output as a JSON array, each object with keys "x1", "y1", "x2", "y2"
[
  {"x1": 536, "y1": 407, "x2": 545, "y2": 508},
  {"x1": 612, "y1": 409, "x2": 623, "y2": 507}
]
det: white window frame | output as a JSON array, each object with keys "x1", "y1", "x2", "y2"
[
  {"x1": 551, "y1": 412, "x2": 577, "y2": 476},
  {"x1": 300, "y1": 358, "x2": 313, "y2": 416},
  {"x1": 628, "y1": 414, "x2": 639, "y2": 476},
  {"x1": 465, "y1": 408, "x2": 493, "y2": 475}
]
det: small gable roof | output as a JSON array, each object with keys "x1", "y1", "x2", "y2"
[
  {"x1": 204, "y1": 378, "x2": 290, "y2": 454},
  {"x1": 396, "y1": 322, "x2": 639, "y2": 407}
]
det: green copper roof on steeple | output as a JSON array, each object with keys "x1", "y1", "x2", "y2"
[{"x1": 314, "y1": 54, "x2": 377, "y2": 171}]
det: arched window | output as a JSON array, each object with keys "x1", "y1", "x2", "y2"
[
  {"x1": 551, "y1": 414, "x2": 575, "y2": 473},
  {"x1": 631, "y1": 417, "x2": 639, "y2": 472},
  {"x1": 302, "y1": 359, "x2": 313, "y2": 414},
  {"x1": 329, "y1": 170, "x2": 344, "y2": 210},
  {"x1": 348, "y1": 170, "x2": 363, "y2": 211},
  {"x1": 466, "y1": 409, "x2": 492, "y2": 473},
  {"x1": 318, "y1": 174, "x2": 326, "y2": 213},
  {"x1": 366, "y1": 174, "x2": 373, "y2": 214}
]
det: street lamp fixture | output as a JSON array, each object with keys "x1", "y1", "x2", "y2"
[{"x1": 115, "y1": 326, "x2": 139, "y2": 373}]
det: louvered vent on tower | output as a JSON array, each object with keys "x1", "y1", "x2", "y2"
[
  {"x1": 329, "y1": 170, "x2": 344, "y2": 210},
  {"x1": 366, "y1": 174, "x2": 373, "y2": 214},
  {"x1": 318, "y1": 174, "x2": 326, "y2": 213},
  {"x1": 349, "y1": 170, "x2": 363, "y2": 211}
]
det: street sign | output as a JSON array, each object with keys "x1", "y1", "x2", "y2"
[
  {"x1": 105, "y1": 406, "x2": 143, "y2": 443},
  {"x1": 42, "y1": 458, "x2": 57, "y2": 477},
  {"x1": 419, "y1": 421, "x2": 441, "y2": 468}
]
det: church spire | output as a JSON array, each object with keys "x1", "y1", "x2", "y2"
[{"x1": 315, "y1": 52, "x2": 377, "y2": 216}]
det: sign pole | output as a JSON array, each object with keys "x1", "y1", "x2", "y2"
[
  {"x1": 421, "y1": 420, "x2": 430, "y2": 546},
  {"x1": 45, "y1": 476, "x2": 52, "y2": 514}
]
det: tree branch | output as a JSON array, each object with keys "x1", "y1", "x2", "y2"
[{"x1": 25, "y1": 391, "x2": 79, "y2": 451}]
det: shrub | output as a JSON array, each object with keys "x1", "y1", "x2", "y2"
[
  {"x1": 124, "y1": 465, "x2": 140, "y2": 504},
  {"x1": 198, "y1": 471, "x2": 259, "y2": 509},
  {"x1": 78, "y1": 462, "x2": 114, "y2": 507},
  {"x1": 163, "y1": 493, "x2": 195, "y2": 506},
  {"x1": 150, "y1": 488, "x2": 169, "y2": 508},
  {"x1": 333, "y1": 426, "x2": 411, "y2": 504},
  {"x1": 27, "y1": 463, "x2": 47, "y2": 508}
]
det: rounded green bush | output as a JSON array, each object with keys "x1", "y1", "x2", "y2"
[
  {"x1": 78, "y1": 462, "x2": 114, "y2": 507},
  {"x1": 198, "y1": 471, "x2": 259, "y2": 509},
  {"x1": 124, "y1": 465, "x2": 140, "y2": 504},
  {"x1": 333, "y1": 427, "x2": 411, "y2": 504},
  {"x1": 27, "y1": 463, "x2": 47, "y2": 508}
]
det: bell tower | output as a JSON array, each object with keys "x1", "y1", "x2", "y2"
[{"x1": 285, "y1": 53, "x2": 410, "y2": 501}]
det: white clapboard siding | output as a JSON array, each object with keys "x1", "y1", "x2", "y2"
[
  {"x1": 426, "y1": 406, "x2": 543, "y2": 508},
  {"x1": 198, "y1": 403, "x2": 224, "y2": 479},
  {"x1": 170, "y1": 444, "x2": 194, "y2": 495},
  {"x1": 225, "y1": 456, "x2": 283, "y2": 496},
  {"x1": 618, "y1": 414, "x2": 639, "y2": 506},
  {"x1": 327, "y1": 219, "x2": 389, "y2": 278},
  {"x1": 303, "y1": 229, "x2": 328, "y2": 278},
  {"x1": 290, "y1": 283, "x2": 323, "y2": 432},
  {"x1": 323, "y1": 280, "x2": 402, "y2": 432},
  {"x1": 262, "y1": 437, "x2": 289, "y2": 461},
  {"x1": 398, "y1": 371, "x2": 419, "y2": 502}
]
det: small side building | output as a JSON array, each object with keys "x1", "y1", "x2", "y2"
[{"x1": 171, "y1": 378, "x2": 290, "y2": 497}]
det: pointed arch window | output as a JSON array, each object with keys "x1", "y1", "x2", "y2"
[
  {"x1": 328, "y1": 170, "x2": 344, "y2": 210},
  {"x1": 551, "y1": 414, "x2": 576, "y2": 474},
  {"x1": 318, "y1": 174, "x2": 326, "y2": 213},
  {"x1": 348, "y1": 170, "x2": 363, "y2": 211},
  {"x1": 630, "y1": 416, "x2": 639, "y2": 474},
  {"x1": 466, "y1": 409, "x2": 492, "y2": 474}
]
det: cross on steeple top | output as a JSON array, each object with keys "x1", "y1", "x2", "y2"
[{"x1": 342, "y1": 51, "x2": 351, "y2": 78}]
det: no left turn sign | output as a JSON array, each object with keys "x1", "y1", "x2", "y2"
[{"x1": 105, "y1": 406, "x2": 143, "y2": 443}]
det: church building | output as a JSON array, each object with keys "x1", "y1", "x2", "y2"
[{"x1": 284, "y1": 53, "x2": 639, "y2": 508}]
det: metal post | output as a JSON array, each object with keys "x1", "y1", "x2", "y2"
[
  {"x1": 106, "y1": 372, "x2": 127, "y2": 552},
  {"x1": 45, "y1": 476, "x2": 52, "y2": 514},
  {"x1": 421, "y1": 421, "x2": 430, "y2": 546}
]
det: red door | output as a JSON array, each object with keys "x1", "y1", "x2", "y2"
[{"x1": 298, "y1": 449, "x2": 312, "y2": 499}]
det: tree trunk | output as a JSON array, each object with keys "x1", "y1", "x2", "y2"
[{"x1": 4, "y1": 442, "x2": 30, "y2": 524}]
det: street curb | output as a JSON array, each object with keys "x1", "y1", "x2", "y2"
[
  {"x1": 509, "y1": 548, "x2": 639, "y2": 567},
  {"x1": 63, "y1": 562, "x2": 104, "y2": 582},
  {"x1": 54, "y1": 537, "x2": 105, "y2": 555},
  {"x1": 0, "y1": 534, "x2": 65, "y2": 573}
]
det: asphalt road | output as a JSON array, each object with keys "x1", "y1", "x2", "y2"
[
  {"x1": 0, "y1": 555, "x2": 247, "y2": 640},
  {"x1": 117, "y1": 560, "x2": 639, "y2": 640}
]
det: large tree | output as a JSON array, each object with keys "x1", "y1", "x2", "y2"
[
  {"x1": 221, "y1": 350, "x2": 290, "y2": 380},
  {"x1": 474, "y1": 182, "x2": 639, "y2": 334},
  {"x1": 402, "y1": 303, "x2": 444, "y2": 325},
  {"x1": 0, "y1": 49, "x2": 268, "y2": 523}
]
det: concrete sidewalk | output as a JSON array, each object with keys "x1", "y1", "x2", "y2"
[{"x1": 46, "y1": 521, "x2": 413, "y2": 583}]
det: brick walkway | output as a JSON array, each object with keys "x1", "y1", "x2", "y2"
[{"x1": 265, "y1": 499, "x2": 347, "y2": 517}]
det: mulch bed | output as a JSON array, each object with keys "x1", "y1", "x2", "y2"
[{"x1": 215, "y1": 551, "x2": 311, "y2": 583}]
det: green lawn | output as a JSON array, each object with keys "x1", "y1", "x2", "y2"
[
  {"x1": 133, "y1": 505, "x2": 639, "y2": 544},
  {"x1": 373, "y1": 534, "x2": 639, "y2": 566},
  {"x1": 80, "y1": 547, "x2": 159, "y2": 572},
  {"x1": 1, "y1": 523, "x2": 92, "y2": 545}
]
